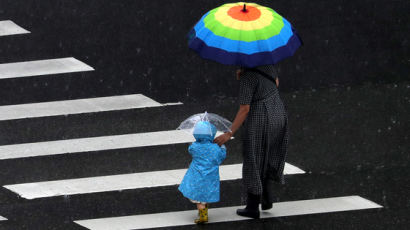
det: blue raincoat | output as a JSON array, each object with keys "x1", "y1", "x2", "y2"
[{"x1": 178, "y1": 121, "x2": 227, "y2": 203}]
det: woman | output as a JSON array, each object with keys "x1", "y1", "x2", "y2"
[{"x1": 214, "y1": 65, "x2": 289, "y2": 219}]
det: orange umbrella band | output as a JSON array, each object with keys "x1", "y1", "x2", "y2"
[{"x1": 228, "y1": 5, "x2": 262, "y2": 21}]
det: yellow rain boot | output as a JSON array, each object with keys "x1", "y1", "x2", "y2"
[{"x1": 194, "y1": 207, "x2": 208, "y2": 224}]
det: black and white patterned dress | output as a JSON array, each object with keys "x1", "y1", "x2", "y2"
[{"x1": 238, "y1": 65, "x2": 289, "y2": 201}]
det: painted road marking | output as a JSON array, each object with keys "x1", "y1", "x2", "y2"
[
  {"x1": 74, "y1": 196, "x2": 382, "y2": 230},
  {"x1": 0, "y1": 215, "x2": 7, "y2": 221},
  {"x1": 0, "y1": 20, "x2": 30, "y2": 36},
  {"x1": 0, "y1": 57, "x2": 94, "y2": 79},
  {"x1": 0, "y1": 94, "x2": 182, "y2": 121},
  {"x1": 3, "y1": 163, "x2": 304, "y2": 199},
  {"x1": 0, "y1": 130, "x2": 195, "y2": 160}
]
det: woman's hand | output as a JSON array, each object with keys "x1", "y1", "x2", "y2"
[{"x1": 214, "y1": 132, "x2": 232, "y2": 146}]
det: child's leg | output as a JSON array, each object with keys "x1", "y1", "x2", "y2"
[
  {"x1": 195, "y1": 202, "x2": 208, "y2": 224},
  {"x1": 196, "y1": 203, "x2": 206, "y2": 210}
]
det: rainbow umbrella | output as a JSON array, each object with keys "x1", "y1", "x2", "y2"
[{"x1": 188, "y1": 2, "x2": 302, "y2": 68}]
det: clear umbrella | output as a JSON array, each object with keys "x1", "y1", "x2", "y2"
[{"x1": 177, "y1": 112, "x2": 232, "y2": 135}]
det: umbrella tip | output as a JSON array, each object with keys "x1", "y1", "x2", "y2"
[{"x1": 242, "y1": 4, "x2": 247, "y2": 12}]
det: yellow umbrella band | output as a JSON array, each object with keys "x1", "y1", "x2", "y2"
[{"x1": 202, "y1": 5, "x2": 285, "y2": 42}]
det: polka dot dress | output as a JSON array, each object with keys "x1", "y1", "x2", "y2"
[{"x1": 238, "y1": 65, "x2": 289, "y2": 200}]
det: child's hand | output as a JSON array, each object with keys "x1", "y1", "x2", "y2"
[{"x1": 214, "y1": 132, "x2": 232, "y2": 146}]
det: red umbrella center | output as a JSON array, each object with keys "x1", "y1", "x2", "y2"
[{"x1": 228, "y1": 5, "x2": 261, "y2": 21}]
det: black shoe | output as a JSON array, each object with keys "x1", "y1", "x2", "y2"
[
  {"x1": 261, "y1": 202, "x2": 273, "y2": 210},
  {"x1": 236, "y1": 208, "x2": 260, "y2": 219}
]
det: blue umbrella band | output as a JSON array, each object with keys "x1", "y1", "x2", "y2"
[{"x1": 189, "y1": 32, "x2": 302, "y2": 68}]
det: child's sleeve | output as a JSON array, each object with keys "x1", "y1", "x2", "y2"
[{"x1": 217, "y1": 145, "x2": 227, "y2": 165}]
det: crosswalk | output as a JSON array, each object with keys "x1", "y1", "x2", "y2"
[
  {"x1": 0, "y1": 57, "x2": 94, "y2": 79},
  {"x1": 4, "y1": 163, "x2": 304, "y2": 199},
  {"x1": 0, "y1": 130, "x2": 194, "y2": 160},
  {"x1": 0, "y1": 15, "x2": 383, "y2": 230},
  {"x1": 74, "y1": 196, "x2": 382, "y2": 230},
  {"x1": 0, "y1": 20, "x2": 30, "y2": 37},
  {"x1": 0, "y1": 94, "x2": 181, "y2": 121}
]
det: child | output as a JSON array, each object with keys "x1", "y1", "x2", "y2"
[{"x1": 178, "y1": 121, "x2": 227, "y2": 224}]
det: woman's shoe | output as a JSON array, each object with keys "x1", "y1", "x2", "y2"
[
  {"x1": 236, "y1": 193, "x2": 260, "y2": 219},
  {"x1": 194, "y1": 208, "x2": 208, "y2": 224},
  {"x1": 236, "y1": 208, "x2": 260, "y2": 219},
  {"x1": 261, "y1": 202, "x2": 273, "y2": 210}
]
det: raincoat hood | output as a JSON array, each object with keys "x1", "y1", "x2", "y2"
[{"x1": 193, "y1": 121, "x2": 217, "y2": 142}]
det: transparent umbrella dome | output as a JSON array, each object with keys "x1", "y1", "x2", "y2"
[{"x1": 177, "y1": 112, "x2": 232, "y2": 135}]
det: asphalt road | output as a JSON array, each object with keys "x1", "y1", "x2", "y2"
[{"x1": 0, "y1": 1, "x2": 409, "y2": 229}]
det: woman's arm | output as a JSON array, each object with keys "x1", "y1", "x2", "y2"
[
  {"x1": 230, "y1": 104, "x2": 250, "y2": 135},
  {"x1": 214, "y1": 104, "x2": 250, "y2": 146}
]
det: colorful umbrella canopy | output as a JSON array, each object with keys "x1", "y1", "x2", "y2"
[{"x1": 188, "y1": 2, "x2": 302, "y2": 68}]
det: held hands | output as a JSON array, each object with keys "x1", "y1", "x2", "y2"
[{"x1": 214, "y1": 132, "x2": 232, "y2": 146}]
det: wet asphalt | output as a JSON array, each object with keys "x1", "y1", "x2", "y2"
[{"x1": 0, "y1": 0, "x2": 409, "y2": 229}]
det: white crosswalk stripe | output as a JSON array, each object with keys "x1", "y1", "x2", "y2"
[
  {"x1": 0, "y1": 20, "x2": 30, "y2": 36},
  {"x1": 0, "y1": 215, "x2": 7, "y2": 221},
  {"x1": 0, "y1": 94, "x2": 182, "y2": 121},
  {"x1": 0, "y1": 130, "x2": 197, "y2": 160},
  {"x1": 3, "y1": 163, "x2": 304, "y2": 200},
  {"x1": 0, "y1": 57, "x2": 94, "y2": 79},
  {"x1": 74, "y1": 196, "x2": 382, "y2": 230}
]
